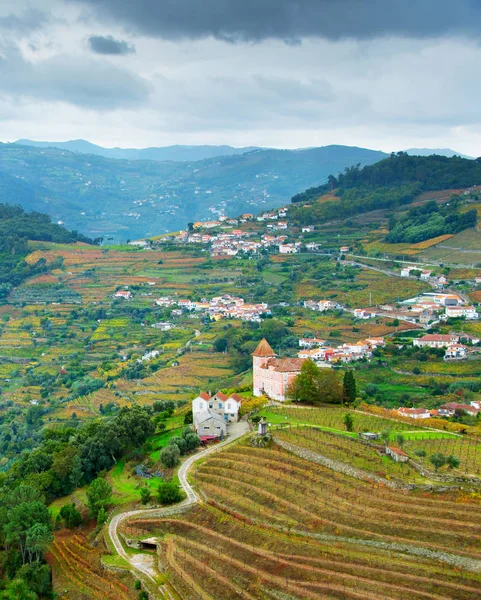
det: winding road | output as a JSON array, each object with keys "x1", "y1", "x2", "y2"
[{"x1": 107, "y1": 421, "x2": 249, "y2": 596}]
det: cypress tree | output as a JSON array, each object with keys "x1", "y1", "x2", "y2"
[{"x1": 343, "y1": 371, "x2": 357, "y2": 406}]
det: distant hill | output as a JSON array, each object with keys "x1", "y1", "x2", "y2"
[
  {"x1": 403, "y1": 148, "x2": 474, "y2": 159},
  {"x1": 0, "y1": 203, "x2": 94, "y2": 298},
  {"x1": 290, "y1": 152, "x2": 481, "y2": 242},
  {"x1": 15, "y1": 139, "x2": 261, "y2": 162},
  {"x1": 0, "y1": 143, "x2": 387, "y2": 239}
]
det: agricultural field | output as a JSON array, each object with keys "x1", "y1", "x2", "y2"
[
  {"x1": 417, "y1": 228, "x2": 481, "y2": 265},
  {"x1": 260, "y1": 405, "x2": 431, "y2": 435},
  {"x1": 48, "y1": 529, "x2": 135, "y2": 600},
  {"x1": 125, "y1": 441, "x2": 481, "y2": 600},
  {"x1": 273, "y1": 426, "x2": 453, "y2": 483}
]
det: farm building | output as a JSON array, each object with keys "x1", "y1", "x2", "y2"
[
  {"x1": 385, "y1": 446, "x2": 409, "y2": 463},
  {"x1": 193, "y1": 410, "x2": 227, "y2": 441}
]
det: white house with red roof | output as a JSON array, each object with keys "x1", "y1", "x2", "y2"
[
  {"x1": 193, "y1": 391, "x2": 242, "y2": 425},
  {"x1": 398, "y1": 407, "x2": 430, "y2": 419},
  {"x1": 413, "y1": 334, "x2": 460, "y2": 348},
  {"x1": 114, "y1": 290, "x2": 132, "y2": 300}
]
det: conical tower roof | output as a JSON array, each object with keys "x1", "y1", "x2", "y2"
[{"x1": 252, "y1": 338, "x2": 276, "y2": 357}]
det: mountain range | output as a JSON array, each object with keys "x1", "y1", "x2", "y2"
[
  {"x1": 0, "y1": 143, "x2": 387, "y2": 240},
  {"x1": 15, "y1": 140, "x2": 261, "y2": 163},
  {"x1": 15, "y1": 139, "x2": 471, "y2": 162}
]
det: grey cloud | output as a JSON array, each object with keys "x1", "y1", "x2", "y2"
[
  {"x1": 0, "y1": 45, "x2": 151, "y2": 109},
  {"x1": 0, "y1": 9, "x2": 50, "y2": 33},
  {"x1": 88, "y1": 34, "x2": 135, "y2": 55},
  {"x1": 68, "y1": 0, "x2": 481, "y2": 42}
]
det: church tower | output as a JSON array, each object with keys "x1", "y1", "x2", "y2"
[{"x1": 252, "y1": 338, "x2": 276, "y2": 396}]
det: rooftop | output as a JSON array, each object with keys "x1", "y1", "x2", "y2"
[{"x1": 252, "y1": 338, "x2": 276, "y2": 357}]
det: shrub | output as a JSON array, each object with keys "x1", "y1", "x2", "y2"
[
  {"x1": 157, "y1": 482, "x2": 183, "y2": 505},
  {"x1": 140, "y1": 488, "x2": 151, "y2": 505},
  {"x1": 59, "y1": 503, "x2": 83, "y2": 529}
]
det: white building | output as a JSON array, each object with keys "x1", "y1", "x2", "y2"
[
  {"x1": 444, "y1": 344, "x2": 468, "y2": 360},
  {"x1": 445, "y1": 306, "x2": 479, "y2": 320},
  {"x1": 398, "y1": 407, "x2": 430, "y2": 419},
  {"x1": 413, "y1": 334, "x2": 460, "y2": 348},
  {"x1": 192, "y1": 391, "x2": 242, "y2": 425}
]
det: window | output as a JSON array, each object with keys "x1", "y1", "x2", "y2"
[
  {"x1": 216, "y1": 426, "x2": 221, "y2": 429},
  {"x1": 209, "y1": 403, "x2": 213, "y2": 408},
  {"x1": 203, "y1": 426, "x2": 210, "y2": 430},
  {"x1": 218, "y1": 402, "x2": 223, "y2": 408},
  {"x1": 227, "y1": 403, "x2": 231, "y2": 410}
]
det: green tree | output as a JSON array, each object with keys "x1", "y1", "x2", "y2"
[
  {"x1": 86, "y1": 477, "x2": 112, "y2": 518},
  {"x1": 447, "y1": 455, "x2": 460, "y2": 470},
  {"x1": 160, "y1": 445, "x2": 180, "y2": 469},
  {"x1": 0, "y1": 579, "x2": 37, "y2": 600},
  {"x1": 342, "y1": 371, "x2": 356, "y2": 406},
  {"x1": 140, "y1": 488, "x2": 151, "y2": 505},
  {"x1": 59, "y1": 503, "x2": 83, "y2": 529},
  {"x1": 396, "y1": 434, "x2": 405, "y2": 448},
  {"x1": 17, "y1": 563, "x2": 52, "y2": 598},
  {"x1": 26, "y1": 524, "x2": 53, "y2": 563},
  {"x1": 97, "y1": 507, "x2": 107, "y2": 527},
  {"x1": 69, "y1": 454, "x2": 84, "y2": 489},
  {"x1": 287, "y1": 361, "x2": 343, "y2": 405},
  {"x1": 429, "y1": 453, "x2": 446, "y2": 472},
  {"x1": 343, "y1": 413, "x2": 354, "y2": 432}
]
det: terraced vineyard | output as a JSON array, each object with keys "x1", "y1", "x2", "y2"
[
  {"x1": 127, "y1": 442, "x2": 481, "y2": 600},
  {"x1": 262, "y1": 405, "x2": 429, "y2": 434},
  {"x1": 274, "y1": 427, "x2": 431, "y2": 482},
  {"x1": 48, "y1": 531, "x2": 134, "y2": 600}
]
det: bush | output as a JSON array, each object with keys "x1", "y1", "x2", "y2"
[
  {"x1": 59, "y1": 503, "x2": 83, "y2": 529},
  {"x1": 157, "y1": 482, "x2": 183, "y2": 505},
  {"x1": 169, "y1": 436, "x2": 187, "y2": 454},
  {"x1": 140, "y1": 487, "x2": 151, "y2": 505}
]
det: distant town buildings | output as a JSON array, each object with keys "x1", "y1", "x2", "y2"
[{"x1": 155, "y1": 294, "x2": 270, "y2": 323}]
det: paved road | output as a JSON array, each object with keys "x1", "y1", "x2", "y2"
[{"x1": 107, "y1": 420, "x2": 250, "y2": 595}]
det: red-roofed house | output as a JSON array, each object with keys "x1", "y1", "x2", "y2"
[
  {"x1": 192, "y1": 391, "x2": 242, "y2": 425},
  {"x1": 413, "y1": 334, "x2": 459, "y2": 348},
  {"x1": 398, "y1": 407, "x2": 430, "y2": 419}
]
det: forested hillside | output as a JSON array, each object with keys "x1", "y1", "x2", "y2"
[
  {"x1": 290, "y1": 153, "x2": 481, "y2": 241},
  {"x1": 0, "y1": 143, "x2": 386, "y2": 239},
  {"x1": 0, "y1": 204, "x2": 94, "y2": 297}
]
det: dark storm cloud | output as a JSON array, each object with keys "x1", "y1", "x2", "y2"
[
  {"x1": 68, "y1": 0, "x2": 481, "y2": 42},
  {"x1": 0, "y1": 9, "x2": 50, "y2": 33},
  {"x1": 88, "y1": 34, "x2": 135, "y2": 55}
]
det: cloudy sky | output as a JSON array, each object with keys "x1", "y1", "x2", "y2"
[{"x1": 1, "y1": 0, "x2": 481, "y2": 154}]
